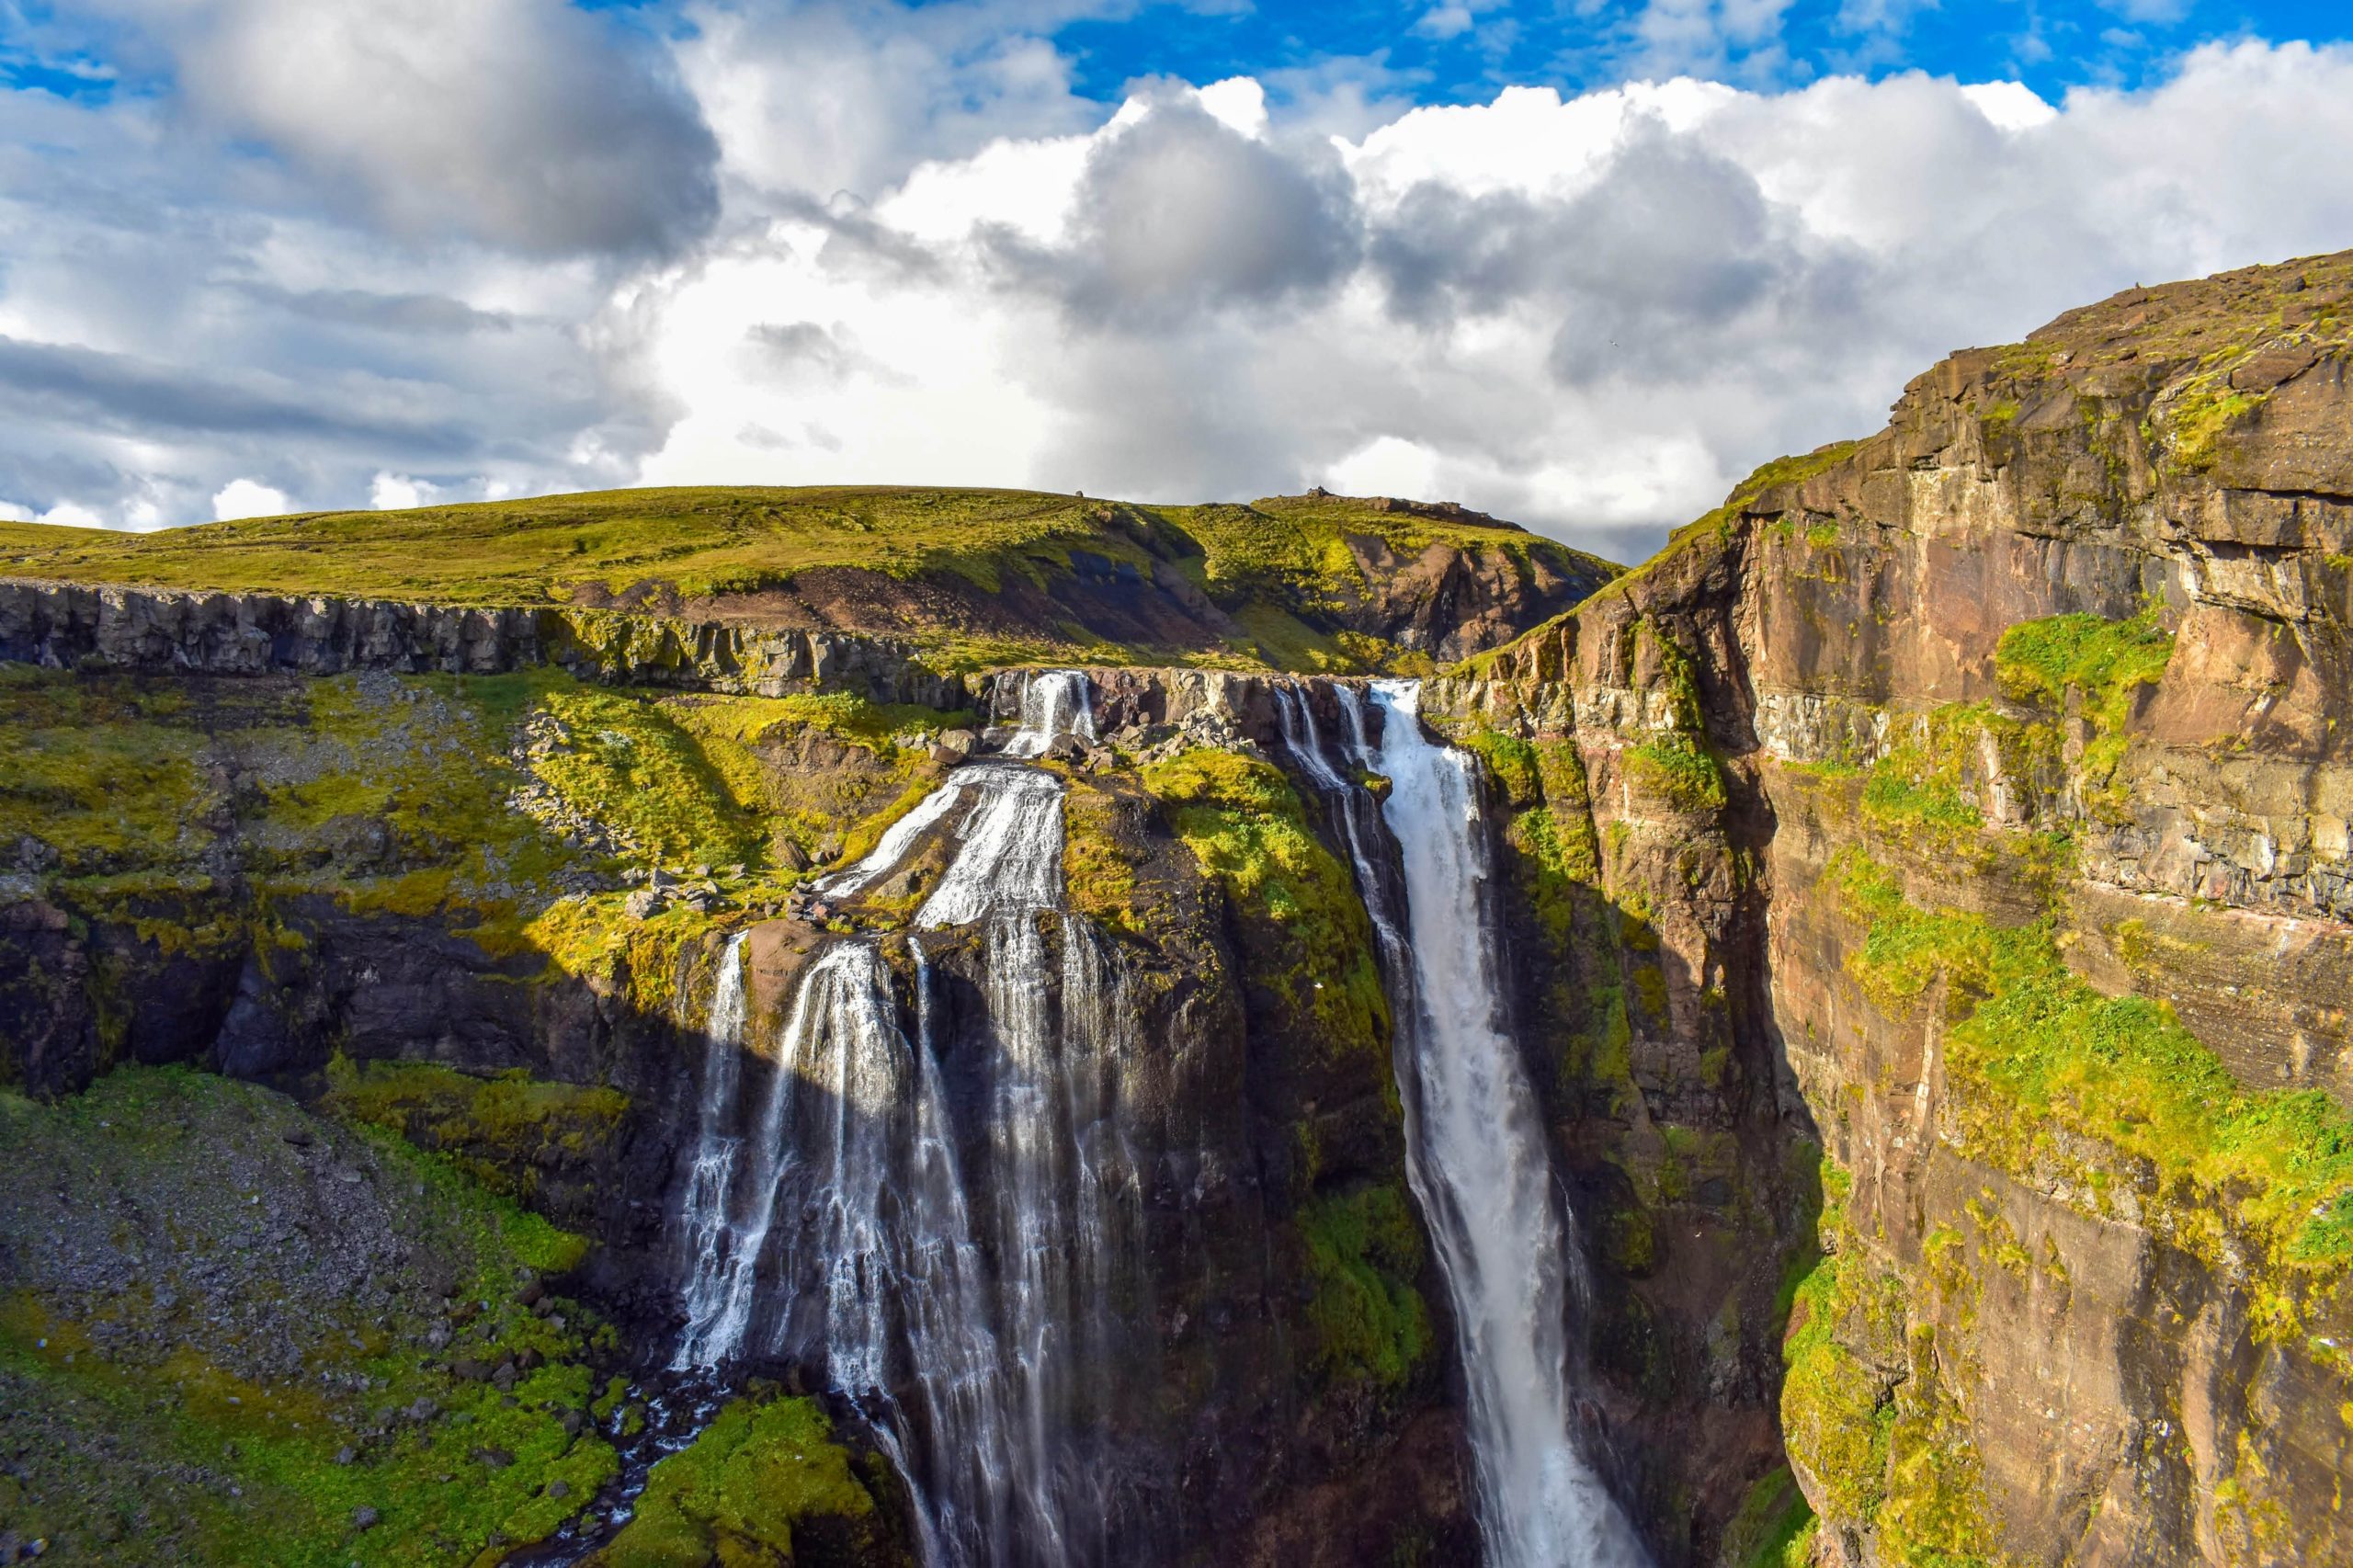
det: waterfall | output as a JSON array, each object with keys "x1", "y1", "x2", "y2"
[
  {"x1": 1000, "y1": 668, "x2": 1097, "y2": 758},
  {"x1": 669, "y1": 669, "x2": 1137, "y2": 1568},
  {"x1": 670, "y1": 934, "x2": 752, "y2": 1369},
  {"x1": 1286, "y1": 679, "x2": 1650, "y2": 1568}
]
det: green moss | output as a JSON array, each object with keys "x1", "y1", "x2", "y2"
[
  {"x1": 1624, "y1": 733, "x2": 1727, "y2": 813},
  {"x1": 1062, "y1": 783, "x2": 1147, "y2": 939},
  {"x1": 1994, "y1": 608, "x2": 2173, "y2": 729},
  {"x1": 1141, "y1": 748, "x2": 1388, "y2": 1063},
  {"x1": 585, "y1": 1391, "x2": 882, "y2": 1568},
  {"x1": 1992, "y1": 608, "x2": 2170, "y2": 818},
  {"x1": 1461, "y1": 730, "x2": 1602, "y2": 941},
  {"x1": 1857, "y1": 701, "x2": 2066, "y2": 857},
  {"x1": 1832, "y1": 848, "x2": 2353, "y2": 1335},
  {"x1": 1779, "y1": 1251, "x2": 1891, "y2": 1522},
  {"x1": 2155, "y1": 377, "x2": 2268, "y2": 472},
  {"x1": 1296, "y1": 1184, "x2": 1433, "y2": 1392},
  {"x1": 1615, "y1": 620, "x2": 1731, "y2": 814},
  {"x1": 0, "y1": 1067, "x2": 614, "y2": 1565},
  {"x1": 1873, "y1": 1341, "x2": 2006, "y2": 1568},
  {"x1": 1720, "y1": 1467, "x2": 1816, "y2": 1568},
  {"x1": 525, "y1": 684, "x2": 770, "y2": 871},
  {"x1": 323, "y1": 1057, "x2": 629, "y2": 1205}
]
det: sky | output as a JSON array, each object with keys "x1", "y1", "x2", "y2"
[{"x1": 2, "y1": 1, "x2": 2350, "y2": 562}]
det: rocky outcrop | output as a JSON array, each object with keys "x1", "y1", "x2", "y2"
[
  {"x1": 0, "y1": 576, "x2": 968, "y2": 707},
  {"x1": 1461, "y1": 250, "x2": 2353, "y2": 1565}
]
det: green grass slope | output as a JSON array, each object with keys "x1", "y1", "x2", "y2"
[{"x1": 0, "y1": 484, "x2": 1619, "y2": 673}]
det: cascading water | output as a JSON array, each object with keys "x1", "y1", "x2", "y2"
[
  {"x1": 1000, "y1": 667, "x2": 1097, "y2": 758},
  {"x1": 669, "y1": 668, "x2": 1137, "y2": 1568},
  {"x1": 670, "y1": 933, "x2": 753, "y2": 1369},
  {"x1": 1283, "y1": 679, "x2": 1650, "y2": 1568}
]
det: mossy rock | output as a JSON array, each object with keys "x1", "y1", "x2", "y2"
[
  {"x1": 585, "y1": 1391, "x2": 904, "y2": 1568},
  {"x1": 1140, "y1": 747, "x2": 1389, "y2": 1068},
  {"x1": 1295, "y1": 1183, "x2": 1434, "y2": 1394}
]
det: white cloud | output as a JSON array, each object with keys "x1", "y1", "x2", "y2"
[
  {"x1": 1961, "y1": 79, "x2": 2058, "y2": 131},
  {"x1": 211, "y1": 478, "x2": 293, "y2": 520},
  {"x1": 1415, "y1": 6, "x2": 1475, "y2": 41},
  {"x1": 92, "y1": 0, "x2": 719, "y2": 256},
  {"x1": 608, "y1": 41, "x2": 2353, "y2": 558},
  {"x1": 1196, "y1": 77, "x2": 1271, "y2": 140},
  {"x1": 369, "y1": 472, "x2": 441, "y2": 511},
  {"x1": 675, "y1": 0, "x2": 1096, "y2": 208},
  {"x1": 1326, "y1": 436, "x2": 1445, "y2": 498},
  {"x1": 10, "y1": 500, "x2": 115, "y2": 530},
  {"x1": 8, "y1": 15, "x2": 2353, "y2": 562}
]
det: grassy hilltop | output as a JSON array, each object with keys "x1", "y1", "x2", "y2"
[{"x1": 0, "y1": 484, "x2": 1620, "y2": 673}]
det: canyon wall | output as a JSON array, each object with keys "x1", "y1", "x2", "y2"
[{"x1": 1451, "y1": 251, "x2": 2353, "y2": 1565}]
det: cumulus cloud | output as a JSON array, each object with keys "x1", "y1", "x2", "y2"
[
  {"x1": 369, "y1": 472, "x2": 441, "y2": 511},
  {"x1": 675, "y1": 0, "x2": 1098, "y2": 207},
  {"x1": 102, "y1": 0, "x2": 719, "y2": 256},
  {"x1": 10, "y1": 15, "x2": 2353, "y2": 562},
  {"x1": 1023, "y1": 98, "x2": 1361, "y2": 324},
  {"x1": 0, "y1": 62, "x2": 648, "y2": 530},
  {"x1": 615, "y1": 43, "x2": 2353, "y2": 555},
  {"x1": 211, "y1": 477, "x2": 291, "y2": 519}
]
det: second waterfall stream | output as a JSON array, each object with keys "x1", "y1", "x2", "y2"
[
  {"x1": 1351, "y1": 680, "x2": 1652, "y2": 1568},
  {"x1": 667, "y1": 668, "x2": 1645, "y2": 1567}
]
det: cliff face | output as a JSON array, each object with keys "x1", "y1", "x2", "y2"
[
  {"x1": 0, "y1": 485, "x2": 1618, "y2": 675},
  {"x1": 6, "y1": 252, "x2": 2353, "y2": 1568},
  {"x1": 1463, "y1": 250, "x2": 2353, "y2": 1565},
  {"x1": 0, "y1": 651, "x2": 1472, "y2": 1564}
]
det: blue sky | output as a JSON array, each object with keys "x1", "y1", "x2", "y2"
[
  {"x1": 1056, "y1": 0, "x2": 2350, "y2": 101},
  {"x1": 11, "y1": 1, "x2": 2347, "y2": 116},
  {"x1": 2, "y1": 0, "x2": 2351, "y2": 552}
]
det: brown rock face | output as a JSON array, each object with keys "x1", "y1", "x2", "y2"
[{"x1": 1450, "y1": 250, "x2": 2353, "y2": 1565}]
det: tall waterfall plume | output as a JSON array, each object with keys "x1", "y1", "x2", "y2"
[{"x1": 1282, "y1": 678, "x2": 1651, "y2": 1568}]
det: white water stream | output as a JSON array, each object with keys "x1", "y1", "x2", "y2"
[
  {"x1": 1288, "y1": 679, "x2": 1651, "y2": 1568},
  {"x1": 674, "y1": 666, "x2": 1643, "y2": 1565},
  {"x1": 668, "y1": 670, "x2": 1132, "y2": 1567}
]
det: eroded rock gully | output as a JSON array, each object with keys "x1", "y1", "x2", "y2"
[{"x1": 5, "y1": 252, "x2": 2353, "y2": 1566}]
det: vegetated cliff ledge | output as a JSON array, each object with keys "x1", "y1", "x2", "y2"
[
  {"x1": 1438, "y1": 246, "x2": 2353, "y2": 1566},
  {"x1": 4, "y1": 249, "x2": 2353, "y2": 1568},
  {"x1": 0, "y1": 485, "x2": 1620, "y2": 673}
]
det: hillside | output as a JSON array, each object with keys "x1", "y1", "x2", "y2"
[{"x1": 0, "y1": 484, "x2": 1619, "y2": 673}]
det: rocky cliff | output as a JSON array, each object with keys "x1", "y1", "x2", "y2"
[
  {"x1": 5, "y1": 251, "x2": 2353, "y2": 1568},
  {"x1": 1450, "y1": 248, "x2": 2353, "y2": 1565}
]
